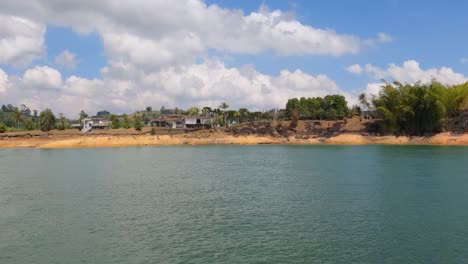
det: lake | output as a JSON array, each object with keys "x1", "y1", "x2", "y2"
[{"x1": 1, "y1": 146, "x2": 468, "y2": 263}]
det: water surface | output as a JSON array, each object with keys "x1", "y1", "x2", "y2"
[{"x1": 1, "y1": 146, "x2": 467, "y2": 263}]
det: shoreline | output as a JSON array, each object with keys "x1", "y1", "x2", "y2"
[{"x1": 0, "y1": 132, "x2": 467, "y2": 149}]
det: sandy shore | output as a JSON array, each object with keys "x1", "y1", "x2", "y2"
[{"x1": 0, "y1": 132, "x2": 467, "y2": 148}]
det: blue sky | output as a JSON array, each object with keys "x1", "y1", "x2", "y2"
[
  {"x1": 1, "y1": 0, "x2": 467, "y2": 115},
  {"x1": 41, "y1": 0, "x2": 467, "y2": 84}
]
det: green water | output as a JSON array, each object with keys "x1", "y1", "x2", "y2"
[{"x1": 0, "y1": 146, "x2": 467, "y2": 263}]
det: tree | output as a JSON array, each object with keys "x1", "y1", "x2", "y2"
[
  {"x1": 96, "y1": 110, "x2": 111, "y2": 118},
  {"x1": 234, "y1": 111, "x2": 241, "y2": 124},
  {"x1": 238, "y1": 108, "x2": 249, "y2": 123},
  {"x1": 146, "y1": 106, "x2": 152, "y2": 112},
  {"x1": 39, "y1": 109, "x2": 56, "y2": 132},
  {"x1": 219, "y1": 102, "x2": 229, "y2": 111},
  {"x1": 187, "y1": 107, "x2": 200, "y2": 116},
  {"x1": 12, "y1": 108, "x2": 22, "y2": 129},
  {"x1": 20, "y1": 104, "x2": 31, "y2": 116},
  {"x1": 285, "y1": 98, "x2": 300, "y2": 119},
  {"x1": 134, "y1": 115, "x2": 142, "y2": 131},
  {"x1": 79, "y1": 110, "x2": 88, "y2": 123},
  {"x1": 218, "y1": 102, "x2": 229, "y2": 127},
  {"x1": 56, "y1": 113, "x2": 69, "y2": 130},
  {"x1": 24, "y1": 118, "x2": 36, "y2": 131},
  {"x1": 110, "y1": 115, "x2": 120, "y2": 129},
  {"x1": 0, "y1": 122, "x2": 6, "y2": 133},
  {"x1": 202, "y1": 107, "x2": 212, "y2": 116},
  {"x1": 370, "y1": 81, "x2": 452, "y2": 135},
  {"x1": 122, "y1": 114, "x2": 132, "y2": 129}
]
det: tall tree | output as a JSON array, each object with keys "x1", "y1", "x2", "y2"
[
  {"x1": 134, "y1": 115, "x2": 142, "y2": 131},
  {"x1": 202, "y1": 107, "x2": 212, "y2": 116},
  {"x1": 122, "y1": 114, "x2": 131, "y2": 129},
  {"x1": 56, "y1": 113, "x2": 69, "y2": 130},
  {"x1": 12, "y1": 108, "x2": 22, "y2": 129},
  {"x1": 187, "y1": 107, "x2": 200, "y2": 116},
  {"x1": 39, "y1": 109, "x2": 56, "y2": 132},
  {"x1": 219, "y1": 102, "x2": 229, "y2": 111},
  {"x1": 79, "y1": 110, "x2": 88, "y2": 123},
  {"x1": 218, "y1": 102, "x2": 229, "y2": 127},
  {"x1": 110, "y1": 115, "x2": 120, "y2": 129}
]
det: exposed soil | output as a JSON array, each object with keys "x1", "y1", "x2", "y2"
[{"x1": 1, "y1": 117, "x2": 467, "y2": 148}]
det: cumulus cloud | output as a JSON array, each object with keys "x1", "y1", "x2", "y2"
[
  {"x1": 0, "y1": 61, "x2": 348, "y2": 116},
  {"x1": 54, "y1": 50, "x2": 78, "y2": 69},
  {"x1": 0, "y1": 0, "x2": 389, "y2": 71},
  {"x1": 0, "y1": 15, "x2": 45, "y2": 67},
  {"x1": 353, "y1": 60, "x2": 468, "y2": 85},
  {"x1": 22, "y1": 66, "x2": 62, "y2": 89},
  {"x1": 346, "y1": 64, "x2": 363, "y2": 74},
  {"x1": 0, "y1": 69, "x2": 8, "y2": 93},
  {"x1": 0, "y1": 1, "x2": 394, "y2": 115}
]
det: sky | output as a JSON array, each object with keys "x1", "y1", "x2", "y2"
[{"x1": 1, "y1": 0, "x2": 468, "y2": 117}]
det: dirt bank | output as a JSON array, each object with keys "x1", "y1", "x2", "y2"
[{"x1": 0, "y1": 132, "x2": 467, "y2": 149}]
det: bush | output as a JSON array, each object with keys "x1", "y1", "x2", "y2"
[
  {"x1": 134, "y1": 116, "x2": 142, "y2": 131},
  {"x1": 150, "y1": 128, "x2": 156, "y2": 135},
  {"x1": 0, "y1": 122, "x2": 6, "y2": 133},
  {"x1": 110, "y1": 115, "x2": 120, "y2": 129}
]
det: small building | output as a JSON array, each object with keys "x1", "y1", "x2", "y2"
[
  {"x1": 72, "y1": 118, "x2": 111, "y2": 132},
  {"x1": 184, "y1": 116, "x2": 214, "y2": 129},
  {"x1": 150, "y1": 115, "x2": 185, "y2": 129},
  {"x1": 150, "y1": 115, "x2": 214, "y2": 129}
]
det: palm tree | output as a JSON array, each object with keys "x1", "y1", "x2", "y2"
[
  {"x1": 219, "y1": 102, "x2": 229, "y2": 111},
  {"x1": 202, "y1": 107, "x2": 212, "y2": 117},
  {"x1": 234, "y1": 111, "x2": 241, "y2": 124},
  {"x1": 39, "y1": 109, "x2": 56, "y2": 132},
  {"x1": 219, "y1": 102, "x2": 229, "y2": 127},
  {"x1": 79, "y1": 110, "x2": 88, "y2": 123},
  {"x1": 12, "y1": 108, "x2": 22, "y2": 129}
]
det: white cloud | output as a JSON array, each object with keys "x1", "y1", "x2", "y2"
[
  {"x1": 54, "y1": 50, "x2": 78, "y2": 69},
  {"x1": 364, "y1": 82, "x2": 384, "y2": 97},
  {"x1": 0, "y1": 15, "x2": 45, "y2": 67},
  {"x1": 363, "y1": 32, "x2": 393, "y2": 46},
  {"x1": 22, "y1": 66, "x2": 62, "y2": 89},
  {"x1": 0, "y1": 69, "x2": 8, "y2": 93},
  {"x1": 0, "y1": 1, "x2": 395, "y2": 116},
  {"x1": 0, "y1": 61, "x2": 348, "y2": 116},
  {"x1": 354, "y1": 60, "x2": 468, "y2": 85},
  {"x1": 346, "y1": 64, "x2": 363, "y2": 74},
  {"x1": 376, "y1": 32, "x2": 392, "y2": 43},
  {"x1": 0, "y1": 0, "x2": 389, "y2": 71}
]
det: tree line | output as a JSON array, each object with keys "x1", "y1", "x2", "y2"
[
  {"x1": 0, "y1": 102, "x2": 280, "y2": 133},
  {"x1": 1, "y1": 81, "x2": 467, "y2": 135},
  {"x1": 285, "y1": 95, "x2": 350, "y2": 121}
]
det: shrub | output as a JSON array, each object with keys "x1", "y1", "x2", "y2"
[{"x1": 0, "y1": 122, "x2": 6, "y2": 133}]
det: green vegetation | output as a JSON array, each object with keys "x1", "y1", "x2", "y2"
[
  {"x1": 79, "y1": 110, "x2": 88, "y2": 123},
  {"x1": 363, "y1": 81, "x2": 468, "y2": 135},
  {"x1": 1, "y1": 80, "x2": 466, "y2": 135},
  {"x1": 285, "y1": 95, "x2": 348, "y2": 120},
  {"x1": 39, "y1": 109, "x2": 56, "y2": 132},
  {"x1": 110, "y1": 115, "x2": 120, "y2": 129},
  {"x1": 56, "y1": 113, "x2": 69, "y2": 130},
  {"x1": 122, "y1": 114, "x2": 132, "y2": 129},
  {"x1": 134, "y1": 116, "x2": 142, "y2": 131},
  {"x1": 0, "y1": 122, "x2": 6, "y2": 133}
]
